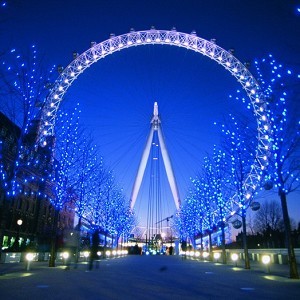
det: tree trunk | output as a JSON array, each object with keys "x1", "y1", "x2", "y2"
[
  {"x1": 200, "y1": 233, "x2": 203, "y2": 252},
  {"x1": 48, "y1": 209, "x2": 59, "y2": 267},
  {"x1": 116, "y1": 234, "x2": 119, "y2": 248},
  {"x1": 33, "y1": 182, "x2": 46, "y2": 246},
  {"x1": 208, "y1": 231, "x2": 213, "y2": 261},
  {"x1": 279, "y1": 191, "x2": 299, "y2": 279},
  {"x1": 242, "y1": 210, "x2": 250, "y2": 269},
  {"x1": 0, "y1": 198, "x2": 10, "y2": 262},
  {"x1": 221, "y1": 223, "x2": 227, "y2": 264},
  {"x1": 75, "y1": 217, "x2": 82, "y2": 263}
]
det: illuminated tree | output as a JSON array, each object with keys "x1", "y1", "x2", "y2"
[
  {"x1": 220, "y1": 114, "x2": 257, "y2": 269},
  {"x1": 0, "y1": 46, "x2": 55, "y2": 258},
  {"x1": 173, "y1": 204, "x2": 190, "y2": 244},
  {"x1": 203, "y1": 148, "x2": 231, "y2": 264},
  {"x1": 84, "y1": 165, "x2": 135, "y2": 248},
  {"x1": 177, "y1": 112, "x2": 257, "y2": 262},
  {"x1": 108, "y1": 190, "x2": 135, "y2": 247},
  {"x1": 229, "y1": 54, "x2": 300, "y2": 277},
  {"x1": 176, "y1": 165, "x2": 217, "y2": 255},
  {"x1": 0, "y1": 46, "x2": 55, "y2": 194},
  {"x1": 83, "y1": 161, "x2": 109, "y2": 230},
  {"x1": 88, "y1": 168, "x2": 116, "y2": 247},
  {"x1": 47, "y1": 104, "x2": 81, "y2": 267},
  {"x1": 71, "y1": 130, "x2": 98, "y2": 230},
  {"x1": 254, "y1": 55, "x2": 300, "y2": 278},
  {"x1": 193, "y1": 180, "x2": 212, "y2": 252},
  {"x1": 100, "y1": 179, "x2": 135, "y2": 247},
  {"x1": 174, "y1": 191, "x2": 204, "y2": 247}
]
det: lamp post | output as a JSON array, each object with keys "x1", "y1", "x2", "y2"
[
  {"x1": 231, "y1": 253, "x2": 239, "y2": 267},
  {"x1": 62, "y1": 251, "x2": 69, "y2": 266},
  {"x1": 14, "y1": 219, "x2": 23, "y2": 251},
  {"x1": 213, "y1": 252, "x2": 221, "y2": 263},
  {"x1": 26, "y1": 253, "x2": 34, "y2": 271},
  {"x1": 262, "y1": 255, "x2": 271, "y2": 273}
]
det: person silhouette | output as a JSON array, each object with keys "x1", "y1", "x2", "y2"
[{"x1": 88, "y1": 229, "x2": 100, "y2": 270}]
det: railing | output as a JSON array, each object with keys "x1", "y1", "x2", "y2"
[
  {"x1": 0, "y1": 249, "x2": 129, "y2": 263},
  {"x1": 1, "y1": 249, "x2": 299, "y2": 265},
  {"x1": 219, "y1": 248, "x2": 300, "y2": 265}
]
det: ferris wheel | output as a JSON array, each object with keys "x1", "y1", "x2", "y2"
[{"x1": 37, "y1": 28, "x2": 271, "y2": 225}]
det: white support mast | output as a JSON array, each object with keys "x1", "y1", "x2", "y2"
[
  {"x1": 130, "y1": 102, "x2": 181, "y2": 210},
  {"x1": 157, "y1": 126, "x2": 181, "y2": 210}
]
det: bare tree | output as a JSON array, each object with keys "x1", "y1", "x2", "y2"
[{"x1": 253, "y1": 200, "x2": 283, "y2": 233}]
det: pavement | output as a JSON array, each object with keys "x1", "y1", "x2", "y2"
[{"x1": 0, "y1": 255, "x2": 300, "y2": 299}]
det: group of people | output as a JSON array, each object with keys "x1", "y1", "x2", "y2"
[
  {"x1": 165, "y1": 246, "x2": 174, "y2": 255},
  {"x1": 63, "y1": 228, "x2": 100, "y2": 271}
]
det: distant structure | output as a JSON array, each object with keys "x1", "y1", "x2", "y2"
[{"x1": 130, "y1": 102, "x2": 181, "y2": 211}]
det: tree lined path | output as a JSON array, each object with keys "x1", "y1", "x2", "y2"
[{"x1": 0, "y1": 256, "x2": 299, "y2": 299}]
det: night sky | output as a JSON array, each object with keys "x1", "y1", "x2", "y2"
[{"x1": 1, "y1": 0, "x2": 300, "y2": 228}]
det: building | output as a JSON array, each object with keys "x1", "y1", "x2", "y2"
[
  {"x1": 194, "y1": 225, "x2": 232, "y2": 251},
  {"x1": 0, "y1": 112, "x2": 75, "y2": 252}
]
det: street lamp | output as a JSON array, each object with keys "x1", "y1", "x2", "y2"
[
  {"x1": 213, "y1": 252, "x2": 221, "y2": 263},
  {"x1": 203, "y1": 251, "x2": 210, "y2": 260},
  {"x1": 262, "y1": 255, "x2": 271, "y2": 273},
  {"x1": 83, "y1": 251, "x2": 90, "y2": 261},
  {"x1": 231, "y1": 253, "x2": 239, "y2": 267},
  {"x1": 26, "y1": 253, "x2": 34, "y2": 271},
  {"x1": 62, "y1": 251, "x2": 69, "y2": 266},
  {"x1": 14, "y1": 219, "x2": 23, "y2": 251}
]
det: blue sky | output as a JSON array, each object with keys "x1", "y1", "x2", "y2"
[{"x1": 1, "y1": 0, "x2": 300, "y2": 228}]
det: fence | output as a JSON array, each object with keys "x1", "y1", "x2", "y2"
[{"x1": 222, "y1": 248, "x2": 300, "y2": 265}]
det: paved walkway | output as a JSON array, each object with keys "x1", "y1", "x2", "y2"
[{"x1": 0, "y1": 255, "x2": 299, "y2": 299}]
